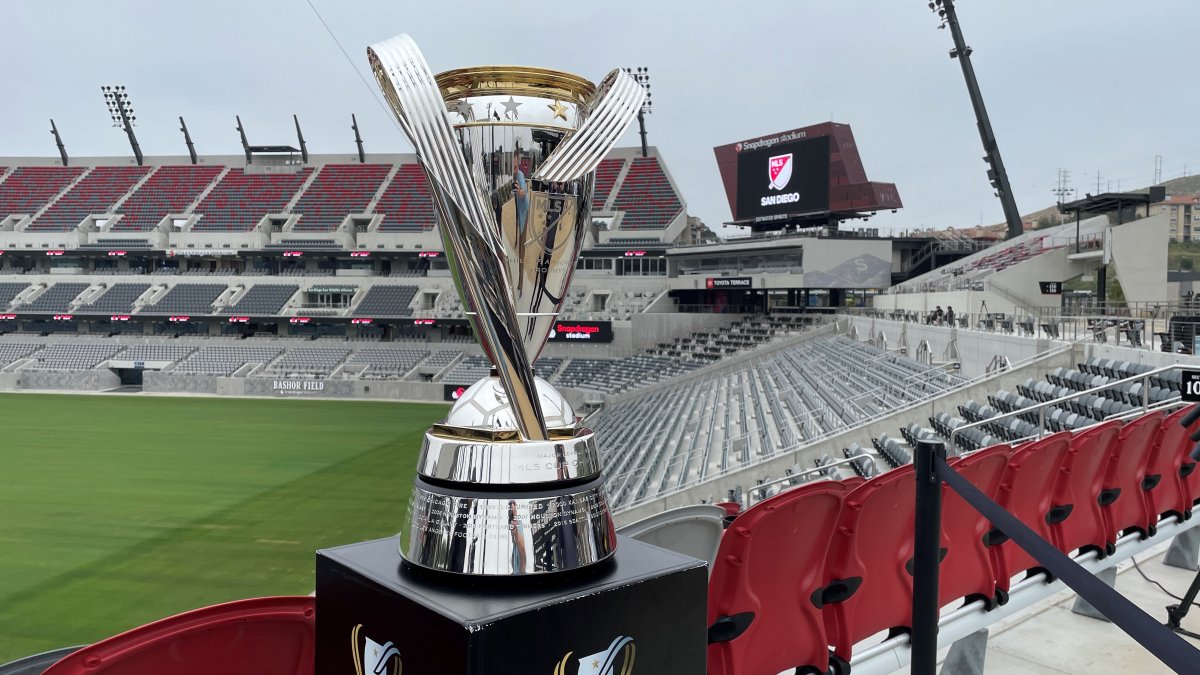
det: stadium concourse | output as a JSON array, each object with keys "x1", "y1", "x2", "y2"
[{"x1": 2, "y1": 148, "x2": 1200, "y2": 673}]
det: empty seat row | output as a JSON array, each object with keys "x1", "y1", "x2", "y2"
[{"x1": 707, "y1": 406, "x2": 1200, "y2": 675}]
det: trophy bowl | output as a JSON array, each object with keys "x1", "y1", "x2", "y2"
[{"x1": 368, "y1": 35, "x2": 644, "y2": 575}]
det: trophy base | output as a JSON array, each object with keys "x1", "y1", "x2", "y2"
[{"x1": 400, "y1": 475, "x2": 618, "y2": 576}]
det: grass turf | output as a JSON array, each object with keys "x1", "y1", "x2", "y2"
[{"x1": 0, "y1": 393, "x2": 446, "y2": 661}]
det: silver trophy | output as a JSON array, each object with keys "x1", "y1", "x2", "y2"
[{"x1": 368, "y1": 35, "x2": 644, "y2": 575}]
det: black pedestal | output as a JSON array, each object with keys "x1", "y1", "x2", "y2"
[{"x1": 316, "y1": 535, "x2": 707, "y2": 675}]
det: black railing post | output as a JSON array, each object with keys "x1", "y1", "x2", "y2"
[{"x1": 912, "y1": 439, "x2": 947, "y2": 675}]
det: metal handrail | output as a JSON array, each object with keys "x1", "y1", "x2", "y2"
[
  {"x1": 746, "y1": 453, "x2": 869, "y2": 500},
  {"x1": 948, "y1": 364, "x2": 1185, "y2": 450}
]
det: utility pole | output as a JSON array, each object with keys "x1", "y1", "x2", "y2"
[
  {"x1": 293, "y1": 114, "x2": 309, "y2": 164},
  {"x1": 236, "y1": 116, "x2": 252, "y2": 165},
  {"x1": 102, "y1": 85, "x2": 143, "y2": 166},
  {"x1": 929, "y1": 0, "x2": 1024, "y2": 239}
]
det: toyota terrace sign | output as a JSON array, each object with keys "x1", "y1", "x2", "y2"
[
  {"x1": 706, "y1": 277, "x2": 752, "y2": 289},
  {"x1": 547, "y1": 320, "x2": 613, "y2": 343}
]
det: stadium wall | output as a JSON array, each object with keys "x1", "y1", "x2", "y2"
[{"x1": 1110, "y1": 212, "x2": 1169, "y2": 304}]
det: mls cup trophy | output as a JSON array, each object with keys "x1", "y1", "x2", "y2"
[{"x1": 368, "y1": 35, "x2": 644, "y2": 575}]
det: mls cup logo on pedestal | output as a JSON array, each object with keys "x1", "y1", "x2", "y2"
[
  {"x1": 768, "y1": 153, "x2": 793, "y2": 190},
  {"x1": 351, "y1": 624, "x2": 402, "y2": 675},
  {"x1": 368, "y1": 35, "x2": 643, "y2": 576},
  {"x1": 554, "y1": 636, "x2": 636, "y2": 675}
]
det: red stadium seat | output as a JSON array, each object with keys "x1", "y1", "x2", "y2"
[
  {"x1": 42, "y1": 596, "x2": 314, "y2": 675},
  {"x1": 942, "y1": 444, "x2": 1011, "y2": 606},
  {"x1": 1101, "y1": 411, "x2": 1163, "y2": 540},
  {"x1": 824, "y1": 465, "x2": 936, "y2": 662},
  {"x1": 707, "y1": 480, "x2": 847, "y2": 675},
  {"x1": 1050, "y1": 421, "x2": 1122, "y2": 557},
  {"x1": 991, "y1": 432, "x2": 1073, "y2": 592},
  {"x1": 1143, "y1": 407, "x2": 1199, "y2": 526}
]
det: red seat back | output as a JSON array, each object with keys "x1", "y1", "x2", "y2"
[
  {"x1": 43, "y1": 597, "x2": 314, "y2": 675},
  {"x1": 1144, "y1": 407, "x2": 1198, "y2": 525},
  {"x1": 824, "y1": 465, "x2": 936, "y2": 659},
  {"x1": 942, "y1": 444, "x2": 1011, "y2": 607},
  {"x1": 1102, "y1": 411, "x2": 1164, "y2": 539},
  {"x1": 992, "y1": 432, "x2": 1073, "y2": 591},
  {"x1": 1051, "y1": 421, "x2": 1122, "y2": 556},
  {"x1": 707, "y1": 481, "x2": 846, "y2": 675}
]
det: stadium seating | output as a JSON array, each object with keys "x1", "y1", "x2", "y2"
[
  {"x1": 173, "y1": 345, "x2": 284, "y2": 376},
  {"x1": 351, "y1": 285, "x2": 417, "y2": 316},
  {"x1": 611, "y1": 157, "x2": 683, "y2": 229},
  {"x1": 29, "y1": 166, "x2": 150, "y2": 231},
  {"x1": 264, "y1": 347, "x2": 350, "y2": 377},
  {"x1": 592, "y1": 157, "x2": 624, "y2": 208},
  {"x1": 0, "y1": 166, "x2": 86, "y2": 221},
  {"x1": 1101, "y1": 411, "x2": 1163, "y2": 539},
  {"x1": 374, "y1": 164, "x2": 436, "y2": 232},
  {"x1": 29, "y1": 344, "x2": 123, "y2": 370},
  {"x1": 707, "y1": 480, "x2": 847, "y2": 675},
  {"x1": 704, "y1": 405, "x2": 1196, "y2": 672},
  {"x1": 77, "y1": 283, "x2": 151, "y2": 314},
  {"x1": 191, "y1": 168, "x2": 313, "y2": 231},
  {"x1": 617, "y1": 504, "x2": 726, "y2": 570},
  {"x1": 0, "y1": 282, "x2": 31, "y2": 310},
  {"x1": 115, "y1": 344, "x2": 196, "y2": 363},
  {"x1": 0, "y1": 343, "x2": 42, "y2": 367},
  {"x1": 291, "y1": 164, "x2": 390, "y2": 231},
  {"x1": 19, "y1": 283, "x2": 89, "y2": 313},
  {"x1": 143, "y1": 284, "x2": 227, "y2": 314},
  {"x1": 41, "y1": 596, "x2": 314, "y2": 675},
  {"x1": 221, "y1": 284, "x2": 299, "y2": 315},
  {"x1": 344, "y1": 348, "x2": 428, "y2": 376},
  {"x1": 1142, "y1": 406, "x2": 1200, "y2": 526},
  {"x1": 112, "y1": 165, "x2": 224, "y2": 231}
]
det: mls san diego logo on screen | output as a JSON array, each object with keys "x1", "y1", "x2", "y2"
[
  {"x1": 768, "y1": 153, "x2": 793, "y2": 190},
  {"x1": 553, "y1": 635, "x2": 636, "y2": 675},
  {"x1": 762, "y1": 153, "x2": 801, "y2": 206},
  {"x1": 351, "y1": 624, "x2": 402, "y2": 675}
]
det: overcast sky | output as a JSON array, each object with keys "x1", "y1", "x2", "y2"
[{"x1": 6, "y1": 0, "x2": 1199, "y2": 234}]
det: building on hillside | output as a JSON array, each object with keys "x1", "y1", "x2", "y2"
[{"x1": 1155, "y1": 194, "x2": 1199, "y2": 241}]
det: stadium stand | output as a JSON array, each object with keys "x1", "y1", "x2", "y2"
[
  {"x1": 173, "y1": 345, "x2": 284, "y2": 375},
  {"x1": 190, "y1": 168, "x2": 313, "y2": 231},
  {"x1": 76, "y1": 283, "x2": 150, "y2": 314},
  {"x1": 291, "y1": 164, "x2": 391, "y2": 232},
  {"x1": 0, "y1": 166, "x2": 86, "y2": 221},
  {"x1": 28, "y1": 343, "x2": 123, "y2": 370},
  {"x1": 18, "y1": 283, "x2": 89, "y2": 313},
  {"x1": 0, "y1": 343, "x2": 42, "y2": 367},
  {"x1": 374, "y1": 164, "x2": 436, "y2": 232},
  {"x1": 0, "y1": 282, "x2": 31, "y2": 310},
  {"x1": 28, "y1": 166, "x2": 150, "y2": 231},
  {"x1": 262, "y1": 347, "x2": 350, "y2": 377},
  {"x1": 592, "y1": 157, "x2": 624, "y2": 208},
  {"x1": 344, "y1": 348, "x2": 429, "y2": 377},
  {"x1": 610, "y1": 157, "x2": 683, "y2": 229},
  {"x1": 115, "y1": 344, "x2": 197, "y2": 363},
  {"x1": 351, "y1": 285, "x2": 417, "y2": 316},
  {"x1": 143, "y1": 283, "x2": 227, "y2": 314},
  {"x1": 221, "y1": 284, "x2": 299, "y2": 315},
  {"x1": 112, "y1": 165, "x2": 224, "y2": 231}
]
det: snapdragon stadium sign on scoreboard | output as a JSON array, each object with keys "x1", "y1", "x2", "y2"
[{"x1": 547, "y1": 320, "x2": 613, "y2": 343}]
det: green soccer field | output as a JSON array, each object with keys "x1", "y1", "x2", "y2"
[{"x1": 0, "y1": 392, "x2": 446, "y2": 662}]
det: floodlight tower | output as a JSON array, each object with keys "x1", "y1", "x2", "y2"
[
  {"x1": 623, "y1": 67, "x2": 653, "y2": 158},
  {"x1": 929, "y1": 0, "x2": 1023, "y2": 240},
  {"x1": 102, "y1": 85, "x2": 143, "y2": 166}
]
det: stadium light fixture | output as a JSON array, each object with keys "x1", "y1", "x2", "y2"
[
  {"x1": 926, "y1": 0, "x2": 1023, "y2": 240},
  {"x1": 623, "y1": 67, "x2": 653, "y2": 158},
  {"x1": 101, "y1": 84, "x2": 144, "y2": 166}
]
